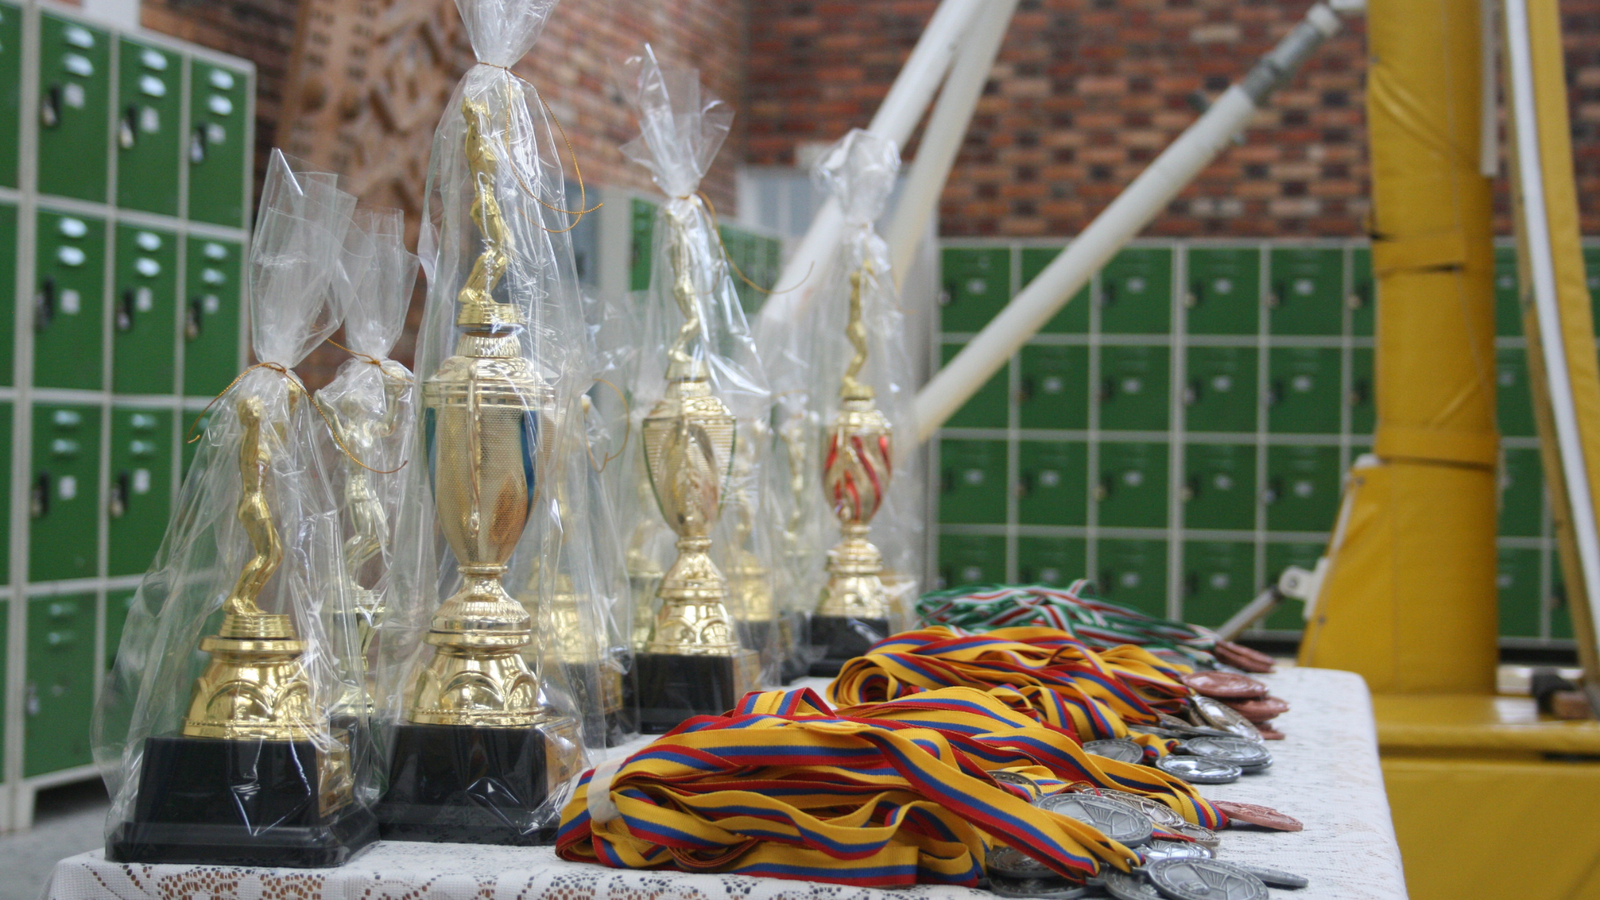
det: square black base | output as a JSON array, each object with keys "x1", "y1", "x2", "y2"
[
  {"x1": 632, "y1": 651, "x2": 759, "y2": 733},
  {"x1": 375, "y1": 722, "x2": 566, "y2": 845},
  {"x1": 808, "y1": 615, "x2": 891, "y2": 677},
  {"x1": 107, "y1": 734, "x2": 376, "y2": 867}
]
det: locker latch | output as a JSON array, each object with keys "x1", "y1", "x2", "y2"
[
  {"x1": 118, "y1": 288, "x2": 136, "y2": 331},
  {"x1": 110, "y1": 471, "x2": 128, "y2": 518},
  {"x1": 40, "y1": 84, "x2": 62, "y2": 128},
  {"x1": 189, "y1": 124, "x2": 208, "y2": 163},
  {"x1": 31, "y1": 471, "x2": 50, "y2": 518},
  {"x1": 36, "y1": 279, "x2": 56, "y2": 331},
  {"x1": 186, "y1": 297, "x2": 203, "y2": 339},
  {"x1": 120, "y1": 103, "x2": 139, "y2": 149}
]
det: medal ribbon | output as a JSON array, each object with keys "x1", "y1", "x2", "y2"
[{"x1": 916, "y1": 582, "x2": 1216, "y2": 655}]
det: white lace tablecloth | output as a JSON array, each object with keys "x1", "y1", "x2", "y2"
[{"x1": 44, "y1": 667, "x2": 1406, "y2": 900}]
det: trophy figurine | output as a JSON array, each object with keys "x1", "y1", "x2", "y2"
[
  {"x1": 632, "y1": 213, "x2": 761, "y2": 733},
  {"x1": 811, "y1": 267, "x2": 898, "y2": 675},
  {"x1": 108, "y1": 395, "x2": 375, "y2": 866},
  {"x1": 374, "y1": 97, "x2": 579, "y2": 845}
]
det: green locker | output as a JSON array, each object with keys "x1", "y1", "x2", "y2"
[
  {"x1": 0, "y1": 598, "x2": 6, "y2": 754},
  {"x1": 1267, "y1": 347, "x2": 1342, "y2": 434},
  {"x1": 1184, "y1": 346, "x2": 1257, "y2": 434},
  {"x1": 1097, "y1": 538, "x2": 1167, "y2": 617},
  {"x1": 1493, "y1": 246, "x2": 1521, "y2": 337},
  {"x1": 941, "y1": 343, "x2": 1009, "y2": 429},
  {"x1": 115, "y1": 38, "x2": 182, "y2": 216},
  {"x1": 183, "y1": 236, "x2": 243, "y2": 397},
  {"x1": 1019, "y1": 345, "x2": 1087, "y2": 430},
  {"x1": 1020, "y1": 246, "x2": 1089, "y2": 333},
  {"x1": 30, "y1": 403, "x2": 102, "y2": 582},
  {"x1": 939, "y1": 439, "x2": 1008, "y2": 524},
  {"x1": 629, "y1": 198, "x2": 656, "y2": 291},
  {"x1": 0, "y1": 1, "x2": 20, "y2": 187},
  {"x1": 1584, "y1": 246, "x2": 1600, "y2": 330},
  {"x1": 1496, "y1": 546, "x2": 1541, "y2": 638},
  {"x1": 1096, "y1": 440, "x2": 1168, "y2": 528},
  {"x1": 1349, "y1": 247, "x2": 1374, "y2": 337},
  {"x1": 1551, "y1": 574, "x2": 1573, "y2": 640},
  {"x1": 1264, "y1": 445, "x2": 1341, "y2": 533},
  {"x1": 186, "y1": 59, "x2": 250, "y2": 227},
  {"x1": 113, "y1": 224, "x2": 177, "y2": 394},
  {"x1": 1017, "y1": 537, "x2": 1087, "y2": 586},
  {"x1": 941, "y1": 247, "x2": 1011, "y2": 332},
  {"x1": 938, "y1": 532, "x2": 1007, "y2": 588},
  {"x1": 1184, "y1": 247, "x2": 1259, "y2": 334},
  {"x1": 0, "y1": 202, "x2": 15, "y2": 385},
  {"x1": 181, "y1": 406, "x2": 212, "y2": 476},
  {"x1": 37, "y1": 13, "x2": 110, "y2": 202},
  {"x1": 1267, "y1": 247, "x2": 1343, "y2": 335},
  {"x1": 1182, "y1": 541, "x2": 1255, "y2": 627},
  {"x1": 0, "y1": 402, "x2": 11, "y2": 584},
  {"x1": 1349, "y1": 348, "x2": 1375, "y2": 436},
  {"x1": 1017, "y1": 440, "x2": 1086, "y2": 526},
  {"x1": 1496, "y1": 348, "x2": 1535, "y2": 438},
  {"x1": 1183, "y1": 442, "x2": 1256, "y2": 531},
  {"x1": 1264, "y1": 542, "x2": 1323, "y2": 630},
  {"x1": 1499, "y1": 447, "x2": 1543, "y2": 538},
  {"x1": 108, "y1": 407, "x2": 172, "y2": 576},
  {"x1": 105, "y1": 588, "x2": 137, "y2": 670},
  {"x1": 1099, "y1": 344, "x2": 1169, "y2": 432},
  {"x1": 1100, "y1": 247, "x2": 1171, "y2": 335},
  {"x1": 25, "y1": 593, "x2": 97, "y2": 776},
  {"x1": 35, "y1": 210, "x2": 106, "y2": 391}
]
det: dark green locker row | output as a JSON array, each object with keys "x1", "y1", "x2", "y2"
[
  {"x1": 14, "y1": 6, "x2": 250, "y2": 226},
  {"x1": 15, "y1": 203, "x2": 242, "y2": 397},
  {"x1": 16, "y1": 589, "x2": 137, "y2": 778}
]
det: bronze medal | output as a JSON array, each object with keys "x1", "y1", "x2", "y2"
[
  {"x1": 1221, "y1": 696, "x2": 1290, "y2": 722},
  {"x1": 1213, "y1": 640, "x2": 1275, "y2": 673},
  {"x1": 1181, "y1": 671, "x2": 1269, "y2": 699},
  {"x1": 1213, "y1": 800, "x2": 1302, "y2": 832}
]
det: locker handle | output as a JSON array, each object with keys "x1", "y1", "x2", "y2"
[
  {"x1": 31, "y1": 471, "x2": 50, "y2": 518},
  {"x1": 186, "y1": 297, "x2": 204, "y2": 340},
  {"x1": 1186, "y1": 278, "x2": 1203, "y2": 309},
  {"x1": 36, "y1": 279, "x2": 56, "y2": 331},
  {"x1": 1266, "y1": 379, "x2": 1284, "y2": 407},
  {"x1": 190, "y1": 124, "x2": 208, "y2": 164},
  {"x1": 1263, "y1": 478, "x2": 1283, "y2": 505},
  {"x1": 1100, "y1": 281, "x2": 1116, "y2": 308},
  {"x1": 119, "y1": 104, "x2": 139, "y2": 149},
  {"x1": 110, "y1": 471, "x2": 128, "y2": 518},
  {"x1": 40, "y1": 83, "x2": 62, "y2": 128},
  {"x1": 117, "y1": 288, "x2": 136, "y2": 332},
  {"x1": 1268, "y1": 281, "x2": 1284, "y2": 309}
]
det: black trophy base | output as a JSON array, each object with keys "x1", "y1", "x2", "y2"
[
  {"x1": 107, "y1": 734, "x2": 376, "y2": 867},
  {"x1": 376, "y1": 722, "x2": 571, "y2": 845},
  {"x1": 808, "y1": 615, "x2": 891, "y2": 677},
  {"x1": 633, "y1": 650, "x2": 760, "y2": 733},
  {"x1": 601, "y1": 707, "x2": 635, "y2": 748}
]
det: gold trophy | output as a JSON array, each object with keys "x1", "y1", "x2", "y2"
[
  {"x1": 108, "y1": 394, "x2": 376, "y2": 866},
  {"x1": 811, "y1": 267, "x2": 898, "y2": 674},
  {"x1": 632, "y1": 208, "x2": 760, "y2": 733},
  {"x1": 375, "y1": 97, "x2": 578, "y2": 845}
]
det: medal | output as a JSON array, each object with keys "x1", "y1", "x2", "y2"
[
  {"x1": 1097, "y1": 790, "x2": 1187, "y2": 828},
  {"x1": 1237, "y1": 865, "x2": 1310, "y2": 889},
  {"x1": 991, "y1": 769, "x2": 1043, "y2": 799},
  {"x1": 1220, "y1": 696, "x2": 1289, "y2": 723},
  {"x1": 1104, "y1": 869, "x2": 1165, "y2": 900},
  {"x1": 1212, "y1": 800, "x2": 1302, "y2": 832},
  {"x1": 1212, "y1": 640, "x2": 1275, "y2": 673},
  {"x1": 1256, "y1": 725, "x2": 1286, "y2": 740},
  {"x1": 1140, "y1": 839, "x2": 1214, "y2": 863},
  {"x1": 1179, "y1": 735, "x2": 1273, "y2": 771},
  {"x1": 1037, "y1": 793, "x2": 1154, "y2": 847},
  {"x1": 988, "y1": 845, "x2": 1055, "y2": 879},
  {"x1": 1168, "y1": 821, "x2": 1221, "y2": 848},
  {"x1": 1155, "y1": 755, "x2": 1241, "y2": 784},
  {"x1": 1180, "y1": 671, "x2": 1268, "y2": 699},
  {"x1": 1191, "y1": 696, "x2": 1265, "y2": 741},
  {"x1": 988, "y1": 875, "x2": 1087, "y2": 898},
  {"x1": 1145, "y1": 859, "x2": 1268, "y2": 900},
  {"x1": 1083, "y1": 738, "x2": 1145, "y2": 765}
]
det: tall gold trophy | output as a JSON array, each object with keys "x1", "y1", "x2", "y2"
[
  {"x1": 374, "y1": 98, "x2": 579, "y2": 845},
  {"x1": 108, "y1": 395, "x2": 376, "y2": 866},
  {"x1": 811, "y1": 268, "x2": 898, "y2": 675},
  {"x1": 631, "y1": 212, "x2": 760, "y2": 733}
]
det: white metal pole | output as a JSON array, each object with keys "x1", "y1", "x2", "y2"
[
  {"x1": 1503, "y1": 0, "x2": 1600, "y2": 711},
  {"x1": 886, "y1": 0, "x2": 1019, "y2": 288},
  {"x1": 756, "y1": 0, "x2": 987, "y2": 336},
  {"x1": 913, "y1": 4, "x2": 1343, "y2": 442}
]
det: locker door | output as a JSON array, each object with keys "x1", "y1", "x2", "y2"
[
  {"x1": 1185, "y1": 247, "x2": 1259, "y2": 335},
  {"x1": 30, "y1": 404, "x2": 102, "y2": 582},
  {"x1": 1020, "y1": 246, "x2": 1088, "y2": 333},
  {"x1": 0, "y1": 402, "x2": 10, "y2": 583},
  {"x1": 1267, "y1": 347, "x2": 1342, "y2": 434},
  {"x1": 1264, "y1": 446, "x2": 1341, "y2": 533},
  {"x1": 938, "y1": 439, "x2": 1008, "y2": 525},
  {"x1": 1493, "y1": 247, "x2": 1521, "y2": 337},
  {"x1": 1096, "y1": 441, "x2": 1168, "y2": 528},
  {"x1": 941, "y1": 343, "x2": 1008, "y2": 429},
  {"x1": 37, "y1": 13, "x2": 110, "y2": 202},
  {"x1": 35, "y1": 210, "x2": 106, "y2": 391},
  {"x1": 1183, "y1": 442, "x2": 1256, "y2": 531},
  {"x1": 186, "y1": 60, "x2": 250, "y2": 227},
  {"x1": 1349, "y1": 246, "x2": 1374, "y2": 337},
  {"x1": 1184, "y1": 346, "x2": 1257, "y2": 434},
  {"x1": 937, "y1": 533, "x2": 1006, "y2": 588},
  {"x1": 1019, "y1": 345, "x2": 1088, "y2": 430},
  {"x1": 1498, "y1": 447, "x2": 1543, "y2": 538},
  {"x1": 25, "y1": 593, "x2": 97, "y2": 776},
  {"x1": 113, "y1": 224, "x2": 177, "y2": 394},
  {"x1": 1496, "y1": 348, "x2": 1535, "y2": 438},
  {"x1": 0, "y1": 2, "x2": 20, "y2": 187},
  {"x1": 1267, "y1": 247, "x2": 1342, "y2": 335},
  {"x1": 941, "y1": 247, "x2": 1012, "y2": 332},
  {"x1": 629, "y1": 198, "x2": 657, "y2": 291},
  {"x1": 183, "y1": 236, "x2": 243, "y2": 397},
  {"x1": 1100, "y1": 247, "x2": 1172, "y2": 335},
  {"x1": 1264, "y1": 542, "x2": 1323, "y2": 630},
  {"x1": 108, "y1": 407, "x2": 172, "y2": 576},
  {"x1": 1182, "y1": 541, "x2": 1255, "y2": 627},
  {"x1": 1017, "y1": 537, "x2": 1087, "y2": 586},
  {"x1": 105, "y1": 588, "x2": 137, "y2": 671},
  {"x1": 1497, "y1": 547, "x2": 1541, "y2": 639},
  {"x1": 1349, "y1": 348, "x2": 1375, "y2": 436},
  {"x1": 1097, "y1": 539, "x2": 1167, "y2": 617},
  {"x1": 0, "y1": 202, "x2": 15, "y2": 385},
  {"x1": 115, "y1": 39, "x2": 182, "y2": 216},
  {"x1": 1017, "y1": 440, "x2": 1087, "y2": 526},
  {"x1": 1099, "y1": 344, "x2": 1170, "y2": 432}
]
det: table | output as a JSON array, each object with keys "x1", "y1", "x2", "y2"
[{"x1": 43, "y1": 667, "x2": 1407, "y2": 900}]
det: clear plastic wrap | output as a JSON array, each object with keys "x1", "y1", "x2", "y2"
[
  {"x1": 615, "y1": 45, "x2": 775, "y2": 731},
  {"x1": 370, "y1": 0, "x2": 597, "y2": 845},
  {"x1": 94, "y1": 149, "x2": 375, "y2": 867},
  {"x1": 801, "y1": 129, "x2": 925, "y2": 670}
]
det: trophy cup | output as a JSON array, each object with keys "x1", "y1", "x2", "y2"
[
  {"x1": 811, "y1": 268, "x2": 898, "y2": 675},
  {"x1": 109, "y1": 395, "x2": 375, "y2": 866},
  {"x1": 374, "y1": 98, "x2": 579, "y2": 844},
  {"x1": 633, "y1": 214, "x2": 760, "y2": 733}
]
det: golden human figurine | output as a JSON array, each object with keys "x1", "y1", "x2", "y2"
[
  {"x1": 456, "y1": 96, "x2": 510, "y2": 323},
  {"x1": 840, "y1": 269, "x2": 874, "y2": 403},
  {"x1": 223, "y1": 395, "x2": 282, "y2": 618}
]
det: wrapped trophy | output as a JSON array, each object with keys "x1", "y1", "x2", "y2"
[
  {"x1": 801, "y1": 130, "x2": 924, "y2": 674},
  {"x1": 94, "y1": 150, "x2": 376, "y2": 866},
  {"x1": 615, "y1": 46, "x2": 771, "y2": 732},
  {"x1": 371, "y1": 0, "x2": 596, "y2": 845}
]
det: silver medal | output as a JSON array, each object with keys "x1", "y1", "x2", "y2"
[
  {"x1": 1098, "y1": 790, "x2": 1186, "y2": 828},
  {"x1": 1180, "y1": 735, "x2": 1272, "y2": 769},
  {"x1": 1169, "y1": 821, "x2": 1221, "y2": 849},
  {"x1": 988, "y1": 875, "x2": 1087, "y2": 899},
  {"x1": 1145, "y1": 859, "x2": 1269, "y2": 900},
  {"x1": 989, "y1": 846, "x2": 1055, "y2": 879},
  {"x1": 993, "y1": 769, "x2": 1042, "y2": 798},
  {"x1": 1083, "y1": 738, "x2": 1146, "y2": 764},
  {"x1": 1237, "y1": 866, "x2": 1310, "y2": 889},
  {"x1": 1155, "y1": 755, "x2": 1241, "y2": 784},
  {"x1": 1038, "y1": 793, "x2": 1154, "y2": 847},
  {"x1": 1103, "y1": 869, "x2": 1164, "y2": 900},
  {"x1": 1139, "y1": 839, "x2": 1214, "y2": 863},
  {"x1": 1191, "y1": 696, "x2": 1264, "y2": 742}
]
